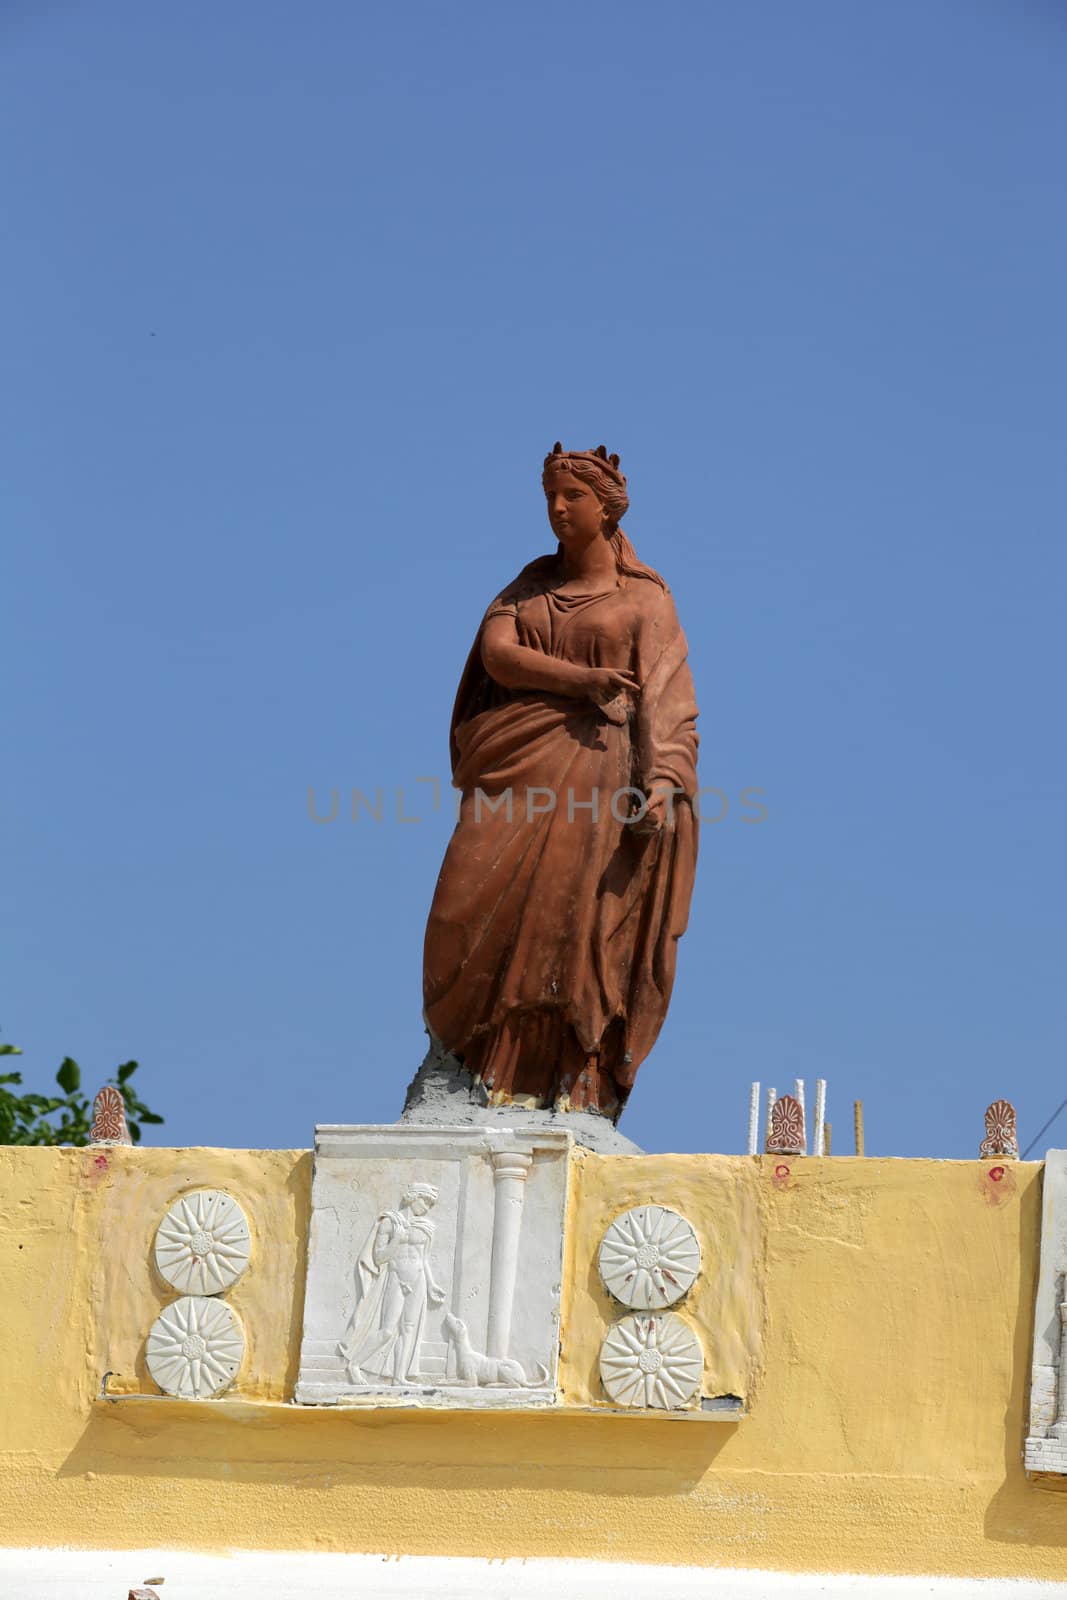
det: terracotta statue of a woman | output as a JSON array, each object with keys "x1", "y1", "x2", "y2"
[{"x1": 421, "y1": 444, "x2": 699, "y2": 1125}]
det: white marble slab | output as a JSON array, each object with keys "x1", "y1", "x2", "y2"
[
  {"x1": 1024, "y1": 1149, "x2": 1067, "y2": 1473},
  {"x1": 295, "y1": 1125, "x2": 570, "y2": 1408}
]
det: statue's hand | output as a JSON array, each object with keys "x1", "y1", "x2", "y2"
[
  {"x1": 635, "y1": 783, "x2": 678, "y2": 834},
  {"x1": 428, "y1": 1283, "x2": 446, "y2": 1307},
  {"x1": 579, "y1": 666, "x2": 639, "y2": 717}
]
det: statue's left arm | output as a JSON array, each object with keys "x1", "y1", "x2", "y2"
[{"x1": 633, "y1": 586, "x2": 699, "y2": 830}]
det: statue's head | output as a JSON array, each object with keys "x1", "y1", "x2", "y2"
[
  {"x1": 402, "y1": 1181, "x2": 439, "y2": 1215},
  {"x1": 540, "y1": 442, "x2": 664, "y2": 591},
  {"x1": 542, "y1": 443, "x2": 629, "y2": 552}
]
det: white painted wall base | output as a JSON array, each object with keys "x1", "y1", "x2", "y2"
[{"x1": 1, "y1": 1549, "x2": 1062, "y2": 1599}]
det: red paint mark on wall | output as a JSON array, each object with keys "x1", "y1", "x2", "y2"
[
  {"x1": 80, "y1": 1150, "x2": 112, "y2": 1188},
  {"x1": 772, "y1": 1162, "x2": 792, "y2": 1192},
  {"x1": 979, "y1": 1162, "x2": 1016, "y2": 1206}
]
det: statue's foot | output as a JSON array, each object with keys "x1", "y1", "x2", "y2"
[{"x1": 338, "y1": 1345, "x2": 365, "y2": 1385}]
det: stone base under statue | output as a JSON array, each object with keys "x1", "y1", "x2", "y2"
[{"x1": 400, "y1": 1040, "x2": 644, "y2": 1155}]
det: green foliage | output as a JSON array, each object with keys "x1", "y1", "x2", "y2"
[{"x1": 0, "y1": 1043, "x2": 164, "y2": 1146}]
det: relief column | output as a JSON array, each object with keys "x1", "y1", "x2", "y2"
[{"x1": 487, "y1": 1149, "x2": 533, "y2": 1358}]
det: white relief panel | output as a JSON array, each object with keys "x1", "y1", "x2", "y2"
[
  {"x1": 295, "y1": 1125, "x2": 570, "y2": 1409},
  {"x1": 146, "y1": 1294, "x2": 245, "y2": 1398},
  {"x1": 154, "y1": 1190, "x2": 251, "y2": 1295},
  {"x1": 598, "y1": 1205, "x2": 701, "y2": 1310},
  {"x1": 1025, "y1": 1152, "x2": 1067, "y2": 1474},
  {"x1": 599, "y1": 1312, "x2": 704, "y2": 1410}
]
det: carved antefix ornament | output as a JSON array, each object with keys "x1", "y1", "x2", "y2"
[
  {"x1": 89, "y1": 1085, "x2": 131, "y2": 1145},
  {"x1": 980, "y1": 1099, "x2": 1019, "y2": 1160},
  {"x1": 766, "y1": 1094, "x2": 806, "y2": 1156}
]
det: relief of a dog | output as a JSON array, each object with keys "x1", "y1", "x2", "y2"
[{"x1": 442, "y1": 1310, "x2": 549, "y2": 1388}]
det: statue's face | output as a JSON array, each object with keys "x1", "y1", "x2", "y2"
[
  {"x1": 410, "y1": 1193, "x2": 433, "y2": 1216},
  {"x1": 543, "y1": 468, "x2": 606, "y2": 552}
]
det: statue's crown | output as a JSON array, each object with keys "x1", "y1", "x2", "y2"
[{"x1": 545, "y1": 441, "x2": 624, "y2": 482}]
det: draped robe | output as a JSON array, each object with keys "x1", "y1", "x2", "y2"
[
  {"x1": 422, "y1": 553, "x2": 699, "y2": 1119},
  {"x1": 340, "y1": 1209, "x2": 436, "y2": 1382}
]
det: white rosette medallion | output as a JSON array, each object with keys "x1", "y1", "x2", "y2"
[
  {"x1": 146, "y1": 1294, "x2": 246, "y2": 1399},
  {"x1": 598, "y1": 1204, "x2": 701, "y2": 1309},
  {"x1": 154, "y1": 1190, "x2": 251, "y2": 1295},
  {"x1": 599, "y1": 1311, "x2": 704, "y2": 1410}
]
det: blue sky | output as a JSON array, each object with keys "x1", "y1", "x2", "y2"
[{"x1": 3, "y1": 1, "x2": 1064, "y2": 1157}]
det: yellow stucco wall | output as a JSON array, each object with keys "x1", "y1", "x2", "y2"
[{"x1": 1, "y1": 1143, "x2": 1064, "y2": 1579}]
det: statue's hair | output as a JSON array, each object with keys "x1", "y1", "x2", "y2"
[
  {"x1": 542, "y1": 442, "x2": 666, "y2": 591},
  {"x1": 402, "y1": 1182, "x2": 438, "y2": 1206}
]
